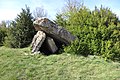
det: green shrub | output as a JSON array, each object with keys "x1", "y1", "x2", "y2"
[
  {"x1": 64, "y1": 39, "x2": 90, "y2": 56},
  {"x1": 56, "y1": 5, "x2": 120, "y2": 61}
]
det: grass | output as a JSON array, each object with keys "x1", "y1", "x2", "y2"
[{"x1": 0, "y1": 46, "x2": 120, "y2": 80}]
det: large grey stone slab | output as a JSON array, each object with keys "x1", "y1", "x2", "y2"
[{"x1": 33, "y1": 18, "x2": 76, "y2": 45}]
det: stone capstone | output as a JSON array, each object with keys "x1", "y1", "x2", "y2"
[
  {"x1": 33, "y1": 18, "x2": 76, "y2": 45},
  {"x1": 31, "y1": 18, "x2": 76, "y2": 54}
]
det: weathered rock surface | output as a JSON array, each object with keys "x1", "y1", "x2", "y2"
[
  {"x1": 33, "y1": 18, "x2": 76, "y2": 45},
  {"x1": 31, "y1": 18, "x2": 76, "y2": 54},
  {"x1": 31, "y1": 31, "x2": 46, "y2": 53},
  {"x1": 31, "y1": 31, "x2": 58, "y2": 54},
  {"x1": 45, "y1": 37, "x2": 58, "y2": 53}
]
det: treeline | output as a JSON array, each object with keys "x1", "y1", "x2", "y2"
[
  {"x1": 55, "y1": 1, "x2": 120, "y2": 61},
  {"x1": 0, "y1": 6, "x2": 36, "y2": 48},
  {"x1": 0, "y1": 1, "x2": 120, "y2": 61},
  {"x1": 0, "y1": 5, "x2": 48, "y2": 48}
]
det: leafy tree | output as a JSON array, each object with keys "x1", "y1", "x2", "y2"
[
  {"x1": 0, "y1": 21, "x2": 7, "y2": 46},
  {"x1": 55, "y1": 1, "x2": 120, "y2": 61},
  {"x1": 0, "y1": 21, "x2": 6, "y2": 27},
  {"x1": 4, "y1": 6, "x2": 36, "y2": 48},
  {"x1": 54, "y1": 14, "x2": 67, "y2": 27},
  {"x1": 0, "y1": 27, "x2": 7, "y2": 46}
]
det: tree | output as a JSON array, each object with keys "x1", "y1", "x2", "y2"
[
  {"x1": 33, "y1": 7, "x2": 47, "y2": 19},
  {"x1": 0, "y1": 21, "x2": 7, "y2": 46},
  {"x1": 55, "y1": 0, "x2": 120, "y2": 61},
  {"x1": 4, "y1": 6, "x2": 36, "y2": 48},
  {"x1": 0, "y1": 21, "x2": 6, "y2": 27},
  {"x1": 55, "y1": 0, "x2": 83, "y2": 27},
  {"x1": 54, "y1": 14, "x2": 67, "y2": 27},
  {"x1": 64, "y1": 0, "x2": 82, "y2": 13}
]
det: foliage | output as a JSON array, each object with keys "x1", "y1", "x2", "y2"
[
  {"x1": 64, "y1": 39, "x2": 90, "y2": 56},
  {"x1": 0, "y1": 21, "x2": 8, "y2": 46},
  {"x1": 0, "y1": 46, "x2": 120, "y2": 80},
  {"x1": 0, "y1": 27, "x2": 7, "y2": 46},
  {"x1": 54, "y1": 14, "x2": 67, "y2": 27},
  {"x1": 4, "y1": 6, "x2": 36, "y2": 48},
  {"x1": 55, "y1": 4, "x2": 120, "y2": 61}
]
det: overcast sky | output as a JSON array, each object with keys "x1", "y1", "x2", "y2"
[{"x1": 0, "y1": 0, "x2": 120, "y2": 22}]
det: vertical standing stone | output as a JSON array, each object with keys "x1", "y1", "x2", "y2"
[
  {"x1": 31, "y1": 31, "x2": 46, "y2": 53},
  {"x1": 45, "y1": 37, "x2": 58, "y2": 53}
]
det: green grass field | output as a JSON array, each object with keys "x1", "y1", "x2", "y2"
[{"x1": 0, "y1": 46, "x2": 120, "y2": 80}]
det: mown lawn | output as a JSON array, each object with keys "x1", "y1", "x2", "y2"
[{"x1": 0, "y1": 46, "x2": 120, "y2": 80}]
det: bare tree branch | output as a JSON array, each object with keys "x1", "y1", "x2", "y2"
[{"x1": 33, "y1": 7, "x2": 47, "y2": 19}]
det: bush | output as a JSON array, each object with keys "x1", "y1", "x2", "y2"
[
  {"x1": 56, "y1": 5, "x2": 120, "y2": 61},
  {"x1": 64, "y1": 39, "x2": 90, "y2": 56},
  {"x1": 63, "y1": 24, "x2": 120, "y2": 61}
]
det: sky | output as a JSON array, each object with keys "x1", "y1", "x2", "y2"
[{"x1": 0, "y1": 0, "x2": 120, "y2": 22}]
